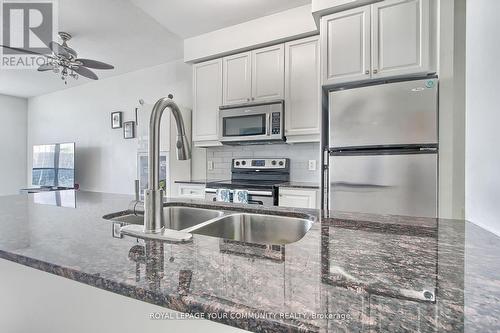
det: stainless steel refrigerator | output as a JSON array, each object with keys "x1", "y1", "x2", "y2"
[{"x1": 326, "y1": 78, "x2": 438, "y2": 217}]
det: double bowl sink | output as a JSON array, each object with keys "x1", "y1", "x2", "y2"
[{"x1": 103, "y1": 204, "x2": 314, "y2": 245}]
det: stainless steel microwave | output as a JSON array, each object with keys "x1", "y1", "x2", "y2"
[{"x1": 218, "y1": 100, "x2": 285, "y2": 145}]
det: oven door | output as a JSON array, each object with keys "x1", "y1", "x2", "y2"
[
  {"x1": 219, "y1": 101, "x2": 284, "y2": 144},
  {"x1": 205, "y1": 189, "x2": 275, "y2": 206}
]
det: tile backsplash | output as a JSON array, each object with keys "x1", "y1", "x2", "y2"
[{"x1": 206, "y1": 143, "x2": 321, "y2": 182}]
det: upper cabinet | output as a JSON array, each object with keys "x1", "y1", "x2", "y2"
[
  {"x1": 284, "y1": 36, "x2": 321, "y2": 142},
  {"x1": 321, "y1": 6, "x2": 371, "y2": 85},
  {"x1": 252, "y1": 44, "x2": 285, "y2": 102},
  {"x1": 223, "y1": 45, "x2": 284, "y2": 105},
  {"x1": 321, "y1": 0, "x2": 433, "y2": 86},
  {"x1": 222, "y1": 52, "x2": 252, "y2": 105},
  {"x1": 193, "y1": 59, "x2": 223, "y2": 146},
  {"x1": 371, "y1": 0, "x2": 430, "y2": 78}
]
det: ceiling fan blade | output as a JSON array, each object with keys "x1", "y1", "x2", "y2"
[
  {"x1": 38, "y1": 63, "x2": 55, "y2": 71},
  {"x1": 49, "y1": 41, "x2": 70, "y2": 58},
  {"x1": 1, "y1": 44, "x2": 46, "y2": 56},
  {"x1": 65, "y1": 46, "x2": 77, "y2": 58},
  {"x1": 76, "y1": 58, "x2": 114, "y2": 70},
  {"x1": 73, "y1": 66, "x2": 98, "y2": 80}
]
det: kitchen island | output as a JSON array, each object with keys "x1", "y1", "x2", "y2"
[{"x1": 0, "y1": 190, "x2": 499, "y2": 332}]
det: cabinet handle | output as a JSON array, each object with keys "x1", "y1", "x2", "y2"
[
  {"x1": 373, "y1": 69, "x2": 378, "y2": 74},
  {"x1": 365, "y1": 70, "x2": 370, "y2": 75}
]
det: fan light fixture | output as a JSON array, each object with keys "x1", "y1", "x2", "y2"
[{"x1": 1, "y1": 31, "x2": 114, "y2": 84}]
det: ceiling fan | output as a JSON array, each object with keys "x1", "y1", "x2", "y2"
[{"x1": 1, "y1": 32, "x2": 114, "y2": 84}]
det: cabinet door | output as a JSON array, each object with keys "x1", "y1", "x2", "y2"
[
  {"x1": 321, "y1": 6, "x2": 371, "y2": 85},
  {"x1": 193, "y1": 59, "x2": 222, "y2": 145},
  {"x1": 371, "y1": 0, "x2": 430, "y2": 78},
  {"x1": 279, "y1": 188, "x2": 318, "y2": 209},
  {"x1": 285, "y1": 36, "x2": 320, "y2": 142},
  {"x1": 222, "y1": 52, "x2": 252, "y2": 105},
  {"x1": 251, "y1": 44, "x2": 284, "y2": 102}
]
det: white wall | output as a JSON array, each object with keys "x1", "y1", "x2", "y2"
[
  {"x1": 0, "y1": 94, "x2": 27, "y2": 195},
  {"x1": 466, "y1": 0, "x2": 500, "y2": 236},
  {"x1": 28, "y1": 60, "x2": 205, "y2": 195},
  {"x1": 184, "y1": 5, "x2": 317, "y2": 63}
]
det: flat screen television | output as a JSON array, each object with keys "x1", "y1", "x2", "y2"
[{"x1": 32, "y1": 143, "x2": 75, "y2": 188}]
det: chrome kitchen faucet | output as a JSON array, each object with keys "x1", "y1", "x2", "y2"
[
  {"x1": 120, "y1": 95, "x2": 194, "y2": 242},
  {"x1": 144, "y1": 95, "x2": 191, "y2": 233}
]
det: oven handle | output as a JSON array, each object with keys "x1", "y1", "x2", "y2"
[
  {"x1": 205, "y1": 188, "x2": 273, "y2": 197},
  {"x1": 211, "y1": 197, "x2": 264, "y2": 205}
]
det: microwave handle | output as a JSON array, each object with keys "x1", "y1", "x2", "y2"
[{"x1": 266, "y1": 113, "x2": 271, "y2": 136}]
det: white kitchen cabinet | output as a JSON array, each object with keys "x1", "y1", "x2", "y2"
[
  {"x1": 285, "y1": 36, "x2": 321, "y2": 142},
  {"x1": 321, "y1": 0, "x2": 433, "y2": 86},
  {"x1": 251, "y1": 44, "x2": 285, "y2": 102},
  {"x1": 223, "y1": 46, "x2": 284, "y2": 105},
  {"x1": 279, "y1": 188, "x2": 319, "y2": 209},
  {"x1": 176, "y1": 183, "x2": 206, "y2": 199},
  {"x1": 371, "y1": 0, "x2": 430, "y2": 78},
  {"x1": 222, "y1": 52, "x2": 252, "y2": 105},
  {"x1": 193, "y1": 59, "x2": 223, "y2": 146},
  {"x1": 321, "y1": 6, "x2": 371, "y2": 85}
]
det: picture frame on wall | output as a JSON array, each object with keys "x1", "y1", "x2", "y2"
[
  {"x1": 123, "y1": 121, "x2": 135, "y2": 139},
  {"x1": 111, "y1": 111, "x2": 122, "y2": 129}
]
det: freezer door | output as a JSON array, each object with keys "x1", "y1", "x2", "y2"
[
  {"x1": 329, "y1": 152, "x2": 437, "y2": 217},
  {"x1": 329, "y1": 79, "x2": 438, "y2": 148}
]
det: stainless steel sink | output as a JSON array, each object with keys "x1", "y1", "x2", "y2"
[
  {"x1": 105, "y1": 206, "x2": 223, "y2": 231},
  {"x1": 104, "y1": 204, "x2": 314, "y2": 244},
  {"x1": 189, "y1": 213, "x2": 313, "y2": 245}
]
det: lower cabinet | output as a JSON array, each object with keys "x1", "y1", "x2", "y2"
[
  {"x1": 278, "y1": 188, "x2": 319, "y2": 209},
  {"x1": 176, "y1": 183, "x2": 206, "y2": 199}
]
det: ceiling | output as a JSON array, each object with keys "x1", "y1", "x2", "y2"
[
  {"x1": 130, "y1": 0, "x2": 311, "y2": 38},
  {"x1": 0, "y1": 0, "x2": 310, "y2": 98}
]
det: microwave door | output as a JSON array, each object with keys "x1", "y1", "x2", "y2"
[
  {"x1": 219, "y1": 101, "x2": 284, "y2": 144},
  {"x1": 220, "y1": 112, "x2": 267, "y2": 142}
]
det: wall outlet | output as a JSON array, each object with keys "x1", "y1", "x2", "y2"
[
  {"x1": 308, "y1": 160, "x2": 317, "y2": 171},
  {"x1": 207, "y1": 160, "x2": 214, "y2": 171}
]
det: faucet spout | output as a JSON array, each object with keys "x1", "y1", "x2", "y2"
[{"x1": 144, "y1": 96, "x2": 191, "y2": 233}]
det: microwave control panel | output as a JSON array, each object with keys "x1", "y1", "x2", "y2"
[{"x1": 271, "y1": 112, "x2": 281, "y2": 135}]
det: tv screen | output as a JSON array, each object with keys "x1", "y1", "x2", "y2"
[{"x1": 32, "y1": 143, "x2": 75, "y2": 188}]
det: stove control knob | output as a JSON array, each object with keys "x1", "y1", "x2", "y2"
[
  {"x1": 235, "y1": 161, "x2": 240, "y2": 166},
  {"x1": 271, "y1": 160, "x2": 277, "y2": 166},
  {"x1": 241, "y1": 161, "x2": 246, "y2": 166},
  {"x1": 279, "y1": 161, "x2": 284, "y2": 166}
]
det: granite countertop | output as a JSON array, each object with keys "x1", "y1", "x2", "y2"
[
  {"x1": 276, "y1": 182, "x2": 320, "y2": 189},
  {"x1": 0, "y1": 190, "x2": 499, "y2": 332}
]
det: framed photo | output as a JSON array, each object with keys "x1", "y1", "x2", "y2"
[
  {"x1": 123, "y1": 121, "x2": 135, "y2": 139},
  {"x1": 111, "y1": 111, "x2": 122, "y2": 129}
]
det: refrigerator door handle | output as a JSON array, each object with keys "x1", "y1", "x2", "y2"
[{"x1": 331, "y1": 181, "x2": 392, "y2": 189}]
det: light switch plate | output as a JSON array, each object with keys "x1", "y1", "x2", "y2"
[
  {"x1": 207, "y1": 160, "x2": 214, "y2": 171},
  {"x1": 308, "y1": 160, "x2": 317, "y2": 171}
]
